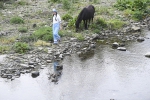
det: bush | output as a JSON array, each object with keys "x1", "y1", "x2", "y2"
[
  {"x1": 14, "y1": 42, "x2": 29, "y2": 54},
  {"x1": 114, "y1": 0, "x2": 150, "y2": 20},
  {"x1": 32, "y1": 26, "x2": 53, "y2": 42},
  {"x1": 68, "y1": 17, "x2": 77, "y2": 29},
  {"x1": 62, "y1": 0, "x2": 71, "y2": 9},
  {"x1": 18, "y1": 27, "x2": 28, "y2": 33},
  {"x1": 132, "y1": 10, "x2": 145, "y2": 21},
  {"x1": 96, "y1": 18, "x2": 107, "y2": 28},
  {"x1": 62, "y1": 13, "x2": 73, "y2": 21},
  {"x1": 10, "y1": 16, "x2": 24, "y2": 24}
]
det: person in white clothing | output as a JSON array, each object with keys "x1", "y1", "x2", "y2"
[{"x1": 52, "y1": 8, "x2": 61, "y2": 44}]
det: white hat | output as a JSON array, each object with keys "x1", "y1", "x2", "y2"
[{"x1": 52, "y1": 8, "x2": 57, "y2": 12}]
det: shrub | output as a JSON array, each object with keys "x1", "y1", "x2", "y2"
[
  {"x1": 32, "y1": 26, "x2": 53, "y2": 42},
  {"x1": 62, "y1": 14, "x2": 73, "y2": 21},
  {"x1": 14, "y1": 42, "x2": 29, "y2": 54},
  {"x1": 62, "y1": 0, "x2": 71, "y2": 9},
  {"x1": 18, "y1": 27, "x2": 28, "y2": 33},
  {"x1": 132, "y1": 10, "x2": 145, "y2": 21},
  {"x1": 123, "y1": 9, "x2": 134, "y2": 17},
  {"x1": 95, "y1": 18, "x2": 107, "y2": 28},
  {"x1": 10, "y1": 16, "x2": 24, "y2": 24},
  {"x1": 114, "y1": 0, "x2": 150, "y2": 20},
  {"x1": 68, "y1": 17, "x2": 77, "y2": 29}
]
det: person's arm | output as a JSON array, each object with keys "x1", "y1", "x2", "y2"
[{"x1": 58, "y1": 15, "x2": 62, "y2": 29}]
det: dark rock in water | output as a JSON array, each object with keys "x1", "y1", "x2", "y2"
[
  {"x1": 56, "y1": 65, "x2": 63, "y2": 70},
  {"x1": 145, "y1": 52, "x2": 150, "y2": 58},
  {"x1": 31, "y1": 71, "x2": 39, "y2": 78},
  {"x1": 137, "y1": 37, "x2": 145, "y2": 42}
]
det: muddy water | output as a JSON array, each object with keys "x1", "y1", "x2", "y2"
[{"x1": 0, "y1": 31, "x2": 150, "y2": 100}]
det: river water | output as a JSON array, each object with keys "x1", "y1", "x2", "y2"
[{"x1": 0, "y1": 30, "x2": 150, "y2": 100}]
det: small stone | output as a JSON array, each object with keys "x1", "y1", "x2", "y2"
[
  {"x1": 117, "y1": 47, "x2": 126, "y2": 51},
  {"x1": 31, "y1": 71, "x2": 39, "y2": 78}
]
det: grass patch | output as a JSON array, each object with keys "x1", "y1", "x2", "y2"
[
  {"x1": 34, "y1": 40, "x2": 51, "y2": 46},
  {"x1": 18, "y1": 27, "x2": 28, "y2": 33},
  {"x1": 0, "y1": 46, "x2": 10, "y2": 54},
  {"x1": 107, "y1": 19, "x2": 126, "y2": 30},
  {"x1": 0, "y1": 36, "x2": 16, "y2": 44},
  {"x1": 73, "y1": 33, "x2": 85, "y2": 41},
  {"x1": 10, "y1": 16, "x2": 24, "y2": 24}
]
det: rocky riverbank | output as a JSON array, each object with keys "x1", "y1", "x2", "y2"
[{"x1": 0, "y1": 0, "x2": 150, "y2": 82}]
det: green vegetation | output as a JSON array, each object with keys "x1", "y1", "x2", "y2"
[
  {"x1": 114, "y1": 0, "x2": 150, "y2": 21},
  {"x1": 0, "y1": 46, "x2": 9, "y2": 53},
  {"x1": 18, "y1": 27, "x2": 28, "y2": 33},
  {"x1": 10, "y1": 16, "x2": 24, "y2": 24},
  {"x1": 32, "y1": 26, "x2": 53, "y2": 42},
  {"x1": 0, "y1": 36, "x2": 16, "y2": 44},
  {"x1": 49, "y1": 0, "x2": 61, "y2": 3},
  {"x1": 74, "y1": 33, "x2": 85, "y2": 41},
  {"x1": 16, "y1": 0, "x2": 28, "y2": 6},
  {"x1": 62, "y1": 13, "x2": 73, "y2": 21},
  {"x1": 62, "y1": 0, "x2": 71, "y2": 9},
  {"x1": 13, "y1": 42, "x2": 29, "y2": 54},
  {"x1": 0, "y1": 2, "x2": 4, "y2": 9},
  {"x1": 68, "y1": 17, "x2": 77, "y2": 29},
  {"x1": 107, "y1": 19, "x2": 126, "y2": 30}
]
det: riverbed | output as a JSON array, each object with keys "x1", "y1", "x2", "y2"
[{"x1": 0, "y1": 30, "x2": 150, "y2": 100}]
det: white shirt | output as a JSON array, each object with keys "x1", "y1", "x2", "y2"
[{"x1": 53, "y1": 14, "x2": 61, "y2": 24}]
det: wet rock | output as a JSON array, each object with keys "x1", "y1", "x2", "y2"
[
  {"x1": 28, "y1": 61, "x2": 35, "y2": 65},
  {"x1": 137, "y1": 37, "x2": 145, "y2": 42},
  {"x1": 90, "y1": 43, "x2": 96, "y2": 49},
  {"x1": 20, "y1": 64, "x2": 29, "y2": 69},
  {"x1": 56, "y1": 65, "x2": 63, "y2": 70},
  {"x1": 112, "y1": 42, "x2": 119, "y2": 48},
  {"x1": 46, "y1": 60, "x2": 52, "y2": 63},
  {"x1": 131, "y1": 26, "x2": 141, "y2": 32},
  {"x1": 31, "y1": 71, "x2": 39, "y2": 78},
  {"x1": 145, "y1": 52, "x2": 150, "y2": 58},
  {"x1": 92, "y1": 34, "x2": 100, "y2": 40},
  {"x1": 117, "y1": 47, "x2": 126, "y2": 51}
]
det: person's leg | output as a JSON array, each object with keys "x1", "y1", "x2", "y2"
[
  {"x1": 53, "y1": 23, "x2": 58, "y2": 44},
  {"x1": 53, "y1": 24, "x2": 60, "y2": 43},
  {"x1": 54, "y1": 23, "x2": 60, "y2": 41}
]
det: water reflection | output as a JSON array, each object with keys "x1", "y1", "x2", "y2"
[{"x1": 48, "y1": 60, "x2": 63, "y2": 83}]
